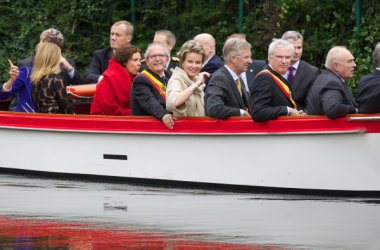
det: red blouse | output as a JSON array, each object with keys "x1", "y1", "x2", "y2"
[{"x1": 90, "y1": 58, "x2": 135, "y2": 116}]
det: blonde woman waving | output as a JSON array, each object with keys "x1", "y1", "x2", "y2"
[{"x1": 166, "y1": 40, "x2": 210, "y2": 117}]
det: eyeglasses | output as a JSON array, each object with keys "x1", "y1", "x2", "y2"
[
  {"x1": 272, "y1": 55, "x2": 291, "y2": 61},
  {"x1": 148, "y1": 54, "x2": 167, "y2": 59}
]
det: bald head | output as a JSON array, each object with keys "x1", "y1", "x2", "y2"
[
  {"x1": 194, "y1": 33, "x2": 216, "y2": 60},
  {"x1": 325, "y1": 46, "x2": 356, "y2": 80}
]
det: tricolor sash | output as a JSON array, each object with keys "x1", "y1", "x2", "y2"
[
  {"x1": 140, "y1": 70, "x2": 166, "y2": 100},
  {"x1": 257, "y1": 69, "x2": 297, "y2": 109}
]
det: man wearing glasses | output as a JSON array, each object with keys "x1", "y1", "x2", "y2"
[
  {"x1": 251, "y1": 39, "x2": 305, "y2": 122},
  {"x1": 281, "y1": 31, "x2": 319, "y2": 110},
  {"x1": 131, "y1": 43, "x2": 175, "y2": 129}
]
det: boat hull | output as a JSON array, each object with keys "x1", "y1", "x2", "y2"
[{"x1": 0, "y1": 112, "x2": 379, "y2": 196}]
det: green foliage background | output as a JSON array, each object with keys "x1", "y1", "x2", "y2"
[{"x1": 0, "y1": 0, "x2": 379, "y2": 94}]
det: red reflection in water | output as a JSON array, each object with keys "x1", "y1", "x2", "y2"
[{"x1": 0, "y1": 216, "x2": 284, "y2": 249}]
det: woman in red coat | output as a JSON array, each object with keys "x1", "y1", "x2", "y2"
[{"x1": 90, "y1": 46, "x2": 142, "y2": 115}]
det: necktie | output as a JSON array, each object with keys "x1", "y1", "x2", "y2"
[
  {"x1": 236, "y1": 77, "x2": 250, "y2": 113},
  {"x1": 287, "y1": 66, "x2": 296, "y2": 85},
  {"x1": 161, "y1": 76, "x2": 167, "y2": 85},
  {"x1": 236, "y1": 78, "x2": 242, "y2": 96}
]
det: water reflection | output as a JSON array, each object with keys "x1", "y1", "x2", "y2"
[{"x1": 0, "y1": 173, "x2": 380, "y2": 249}]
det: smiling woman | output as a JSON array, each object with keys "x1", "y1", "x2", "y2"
[{"x1": 166, "y1": 40, "x2": 209, "y2": 117}]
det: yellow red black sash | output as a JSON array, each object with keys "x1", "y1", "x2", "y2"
[
  {"x1": 140, "y1": 70, "x2": 166, "y2": 100},
  {"x1": 257, "y1": 69, "x2": 297, "y2": 108}
]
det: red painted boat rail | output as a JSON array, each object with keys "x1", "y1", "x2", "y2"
[{"x1": 0, "y1": 111, "x2": 379, "y2": 134}]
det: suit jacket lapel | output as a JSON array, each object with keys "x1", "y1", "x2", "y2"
[
  {"x1": 343, "y1": 81, "x2": 357, "y2": 107},
  {"x1": 329, "y1": 70, "x2": 357, "y2": 107},
  {"x1": 223, "y1": 67, "x2": 246, "y2": 109},
  {"x1": 292, "y1": 61, "x2": 304, "y2": 91},
  {"x1": 241, "y1": 87, "x2": 250, "y2": 112}
]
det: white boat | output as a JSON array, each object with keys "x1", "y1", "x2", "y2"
[{"x1": 0, "y1": 110, "x2": 379, "y2": 196}]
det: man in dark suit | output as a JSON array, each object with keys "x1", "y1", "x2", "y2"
[
  {"x1": 281, "y1": 31, "x2": 319, "y2": 110},
  {"x1": 251, "y1": 39, "x2": 305, "y2": 122},
  {"x1": 356, "y1": 42, "x2": 380, "y2": 113},
  {"x1": 131, "y1": 43, "x2": 175, "y2": 129},
  {"x1": 205, "y1": 38, "x2": 252, "y2": 119},
  {"x1": 85, "y1": 20, "x2": 133, "y2": 83},
  {"x1": 305, "y1": 46, "x2": 358, "y2": 119},
  {"x1": 153, "y1": 30, "x2": 180, "y2": 71},
  {"x1": 194, "y1": 33, "x2": 224, "y2": 84},
  {"x1": 247, "y1": 60, "x2": 266, "y2": 93},
  {"x1": 225, "y1": 33, "x2": 266, "y2": 94},
  {"x1": 140, "y1": 30, "x2": 180, "y2": 73}
]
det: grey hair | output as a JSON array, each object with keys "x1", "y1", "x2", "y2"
[
  {"x1": 281, "y1": 30, "x2": 303, "y2": 41},
  {"x1": 112, "y1": 20, "x2": 134, "y2": 35},
  {"x1": 40, "y1": 28, "x2": 64, "y2": 45},
  {"x1": 144, "y1": 42, "x2": 170, "y2": 59},
  {"x1": 325, "y1": 46, "x2": 347, "y2": 69},
  {"x1": 373, "y1": 42, "x2": 380, "y2": 68},
  {"x1": 222, "y1": 38, "x2": 251, "y2": 63},
  {"x1": 268, "y1": 39, "x2": 294, "y2": 59},
  {"x1": 155, "y1": 30, "x2": 176, "y2": 47}
]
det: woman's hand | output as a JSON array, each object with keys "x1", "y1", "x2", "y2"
[
  {"x1": 9, "y1": 65, "x2": 19, "y2": 81},
  {"x1": 60, "y1": 57, "x2": 73, "y2": 72},
  {"x1": 195, "y1": 71, "x2": 210, "y2": 87}
]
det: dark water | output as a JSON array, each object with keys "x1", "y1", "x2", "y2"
[{"x1": 1, "y1": 173, "x2": 380, "y2": 249}]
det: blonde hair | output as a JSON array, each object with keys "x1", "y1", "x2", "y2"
[
  {"x1": 31, "y1": 42, "x2": 62, "y2": 84},
  {"x1": 178, "y1": 40, "x2": 206, "y2": 66}
]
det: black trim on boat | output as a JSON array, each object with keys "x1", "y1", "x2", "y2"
[
  {"x1": 1, "y1": 167, "x2": 380, "y2": 198},
  {"x1": 103, "y1": 154, "x2": 128, "y2": 160}
]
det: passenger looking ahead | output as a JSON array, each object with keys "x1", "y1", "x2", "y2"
[
  {"x1": 356, "y1": 42, "x2": 380, "y2": 114},
  {"x1": 205, "y1": 38, "x2": 252, "y2": 119},
  {"x1": 251, "y1": 39, "x2": 305, "y2": 122},
  {"x1": 305, "y1": 46, "x2": 357, "y2": 119},
  {"x1": 166, "y1": 40, "x2": 210, "y2": 117},
  {"x1": 31, "y1": 42, "x2": 73, "y2": 114},
  {"x1": 90, "y1": 46, "x2": 142, "y2": 116},
  {"x1": 193, "y1": 33, "x2": 224, "y2": 84},
  {"x1": 85, "y1": 20, "x2": 133, "y2": 84},
  {"x1": 131, "y1": 43, "x2": 176, "y2": 129},
  {"x1": 281, "y1": 31, "x2": 319, "y2": 110}
]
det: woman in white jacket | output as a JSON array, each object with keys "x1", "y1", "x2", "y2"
[{"x1": 166, "y1": 40, "x2": 210, "y2": 117}]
